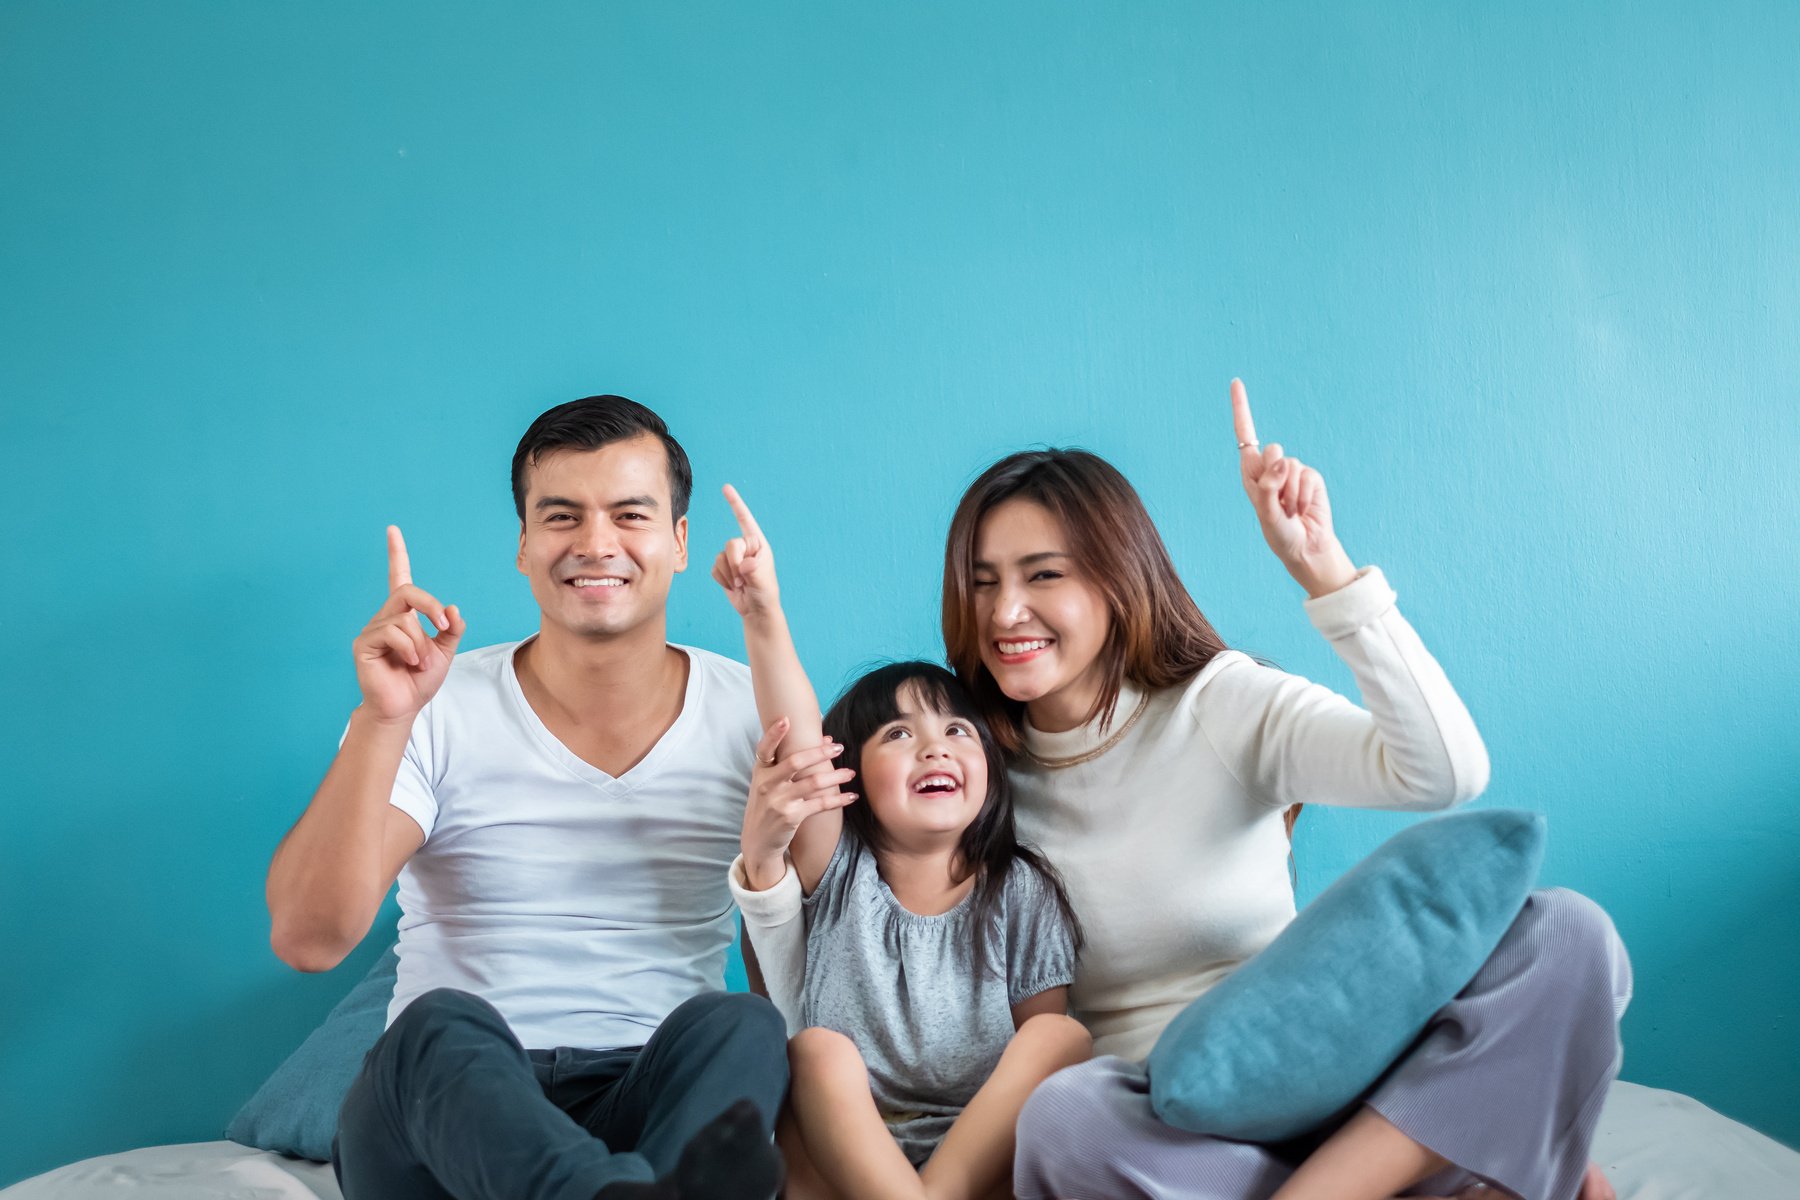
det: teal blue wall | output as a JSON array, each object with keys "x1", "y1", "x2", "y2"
[{"x1": 3, "y1": 0, "x2": 1796, "y2": 1184}]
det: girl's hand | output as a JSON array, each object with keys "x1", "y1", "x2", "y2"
[
  {"x1": 1232, "y1": 379, "x2": 1359, "y2": 598},
  {"x1": 741, "y1": 718, "x2": 858, "y2": 891},
  {"x1": 712, "y1": 484, "x2": 781, "y2": 619}
]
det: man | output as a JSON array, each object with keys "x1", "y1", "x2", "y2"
[{"x1": 266, "y1": 396, "x2": 791, "y2": 1200}]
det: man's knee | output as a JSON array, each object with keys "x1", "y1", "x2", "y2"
[
  {"x1": 660, "y1": 991, "x2": 789, "y2": 1120},
  {"x1": 667, "y1": 989, "x2": 786, "y2": 1050},
  {"x1": 378, "y1": 987, "x2": 506, "y2": 1059}
]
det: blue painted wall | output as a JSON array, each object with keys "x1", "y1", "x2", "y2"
[{"x1": 2, "y1": 0, "x2": 1795, "y2": 1184}]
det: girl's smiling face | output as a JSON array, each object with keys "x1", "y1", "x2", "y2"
[{"x1": 856, "y1": 682, "x2": 992, "y2": 848}]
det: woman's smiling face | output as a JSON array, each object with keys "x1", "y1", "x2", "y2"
[{"x1": 970, "y1": 498, "x2": 1112, "y2": 732}]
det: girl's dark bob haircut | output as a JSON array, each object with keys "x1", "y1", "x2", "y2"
[{"x1": 822, "y1": 660, "x2": 1082, "y2": 971}]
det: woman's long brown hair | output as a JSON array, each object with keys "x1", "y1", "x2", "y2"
[{"x1": 942, "y1": 448, "x2": 1300, "y2": 840}]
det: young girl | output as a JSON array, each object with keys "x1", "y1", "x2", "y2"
[{"x1": 710, "y1": 486, "x2": 1091, "y2": 1200}]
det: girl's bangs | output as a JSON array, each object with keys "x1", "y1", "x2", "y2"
[{"x1": 829, "y1": 662, "x2": 981, "y2": 745}]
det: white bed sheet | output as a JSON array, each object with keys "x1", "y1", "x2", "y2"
[{"x1": 6, "y1": 1082, "x2": 1795, "y2": 1198}]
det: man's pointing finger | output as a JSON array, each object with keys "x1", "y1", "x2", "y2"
[{"x1": 387, "y1": 525, "x2": 413, "y2": 591}]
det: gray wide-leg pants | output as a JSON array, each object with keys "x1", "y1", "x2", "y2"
[{"x1": 1015, "y1": 888, "x2": 1633, "y2": 1200}]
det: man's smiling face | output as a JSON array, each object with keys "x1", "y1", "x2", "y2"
[{"x1": 515, "y1": 435, "x2": 689, "y2": 640}]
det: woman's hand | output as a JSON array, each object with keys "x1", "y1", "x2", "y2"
[
  {"x1": 741, "y1": 718, "x2": 858, "y2": 891},
  {"x1": 1232, "y1": 379, "x2": 1359, "y2": 598},
  {"x1": 712, "y1": 484, "x2": 781, "y2": 619}
]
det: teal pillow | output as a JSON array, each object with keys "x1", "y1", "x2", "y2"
[
  {"x1": 1146, "y1": 809, "x2": 1545, "y2": 1142},
  {"x1": 226, "y1": 945, "x2": 397, "y2": 1161}
]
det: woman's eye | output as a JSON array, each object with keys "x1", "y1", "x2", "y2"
[
  {"x1": 971, "y1": 578, "x2": 997, "y2": 589},
  {"x1": 1031, "y1": 570, "x2": 1063, "y2": 582}
]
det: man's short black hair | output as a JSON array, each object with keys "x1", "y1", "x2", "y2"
[{"x1": 511, "y1": 395, "x2": 693, "y2": 521}]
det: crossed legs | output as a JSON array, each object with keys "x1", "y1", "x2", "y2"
[{"x1": 781, "y1": 1014, "x2": 1091, "y2": 1200}]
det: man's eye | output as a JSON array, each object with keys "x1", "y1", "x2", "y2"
[{"x1": 547, "y1": 513, "x2": 574, "y2": 523}]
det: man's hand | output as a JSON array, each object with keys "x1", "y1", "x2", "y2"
[
  {"x1": 740, "y1": 718, "x2": 856, "y2": 891},
  {"x1": 352, "y1": 526, "x2": 465, "y2": 724}
]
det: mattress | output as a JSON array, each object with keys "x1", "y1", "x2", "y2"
[{"x1": 5, "y1": 1081, "x2": 1796, "y2": 1198}]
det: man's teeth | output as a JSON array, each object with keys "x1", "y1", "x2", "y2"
[
  {"x1": 998, "y1": 639, "x2": 1051, "y2": 654},
  {"x1": 571, "y1": 578, "x2": 627, "y2": 588}
]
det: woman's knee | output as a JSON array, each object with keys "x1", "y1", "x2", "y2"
[
  {"x1": 1531, "y1": 887, "x2": 1616, "y2": 946},
  {"x1": 1523, "y1": 888, "x2": 1634, "y2": 1012},
  {"x1": 1534, "y1": 888, "x2": 1629, "y2": 962},
  {"x1": 1016, "y1": 1058, "x2": 1116, "y2": 1153}
]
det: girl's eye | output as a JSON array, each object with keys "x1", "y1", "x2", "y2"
[
  {"x1": 947, "y1": 723, "x2": 971, "y2": 737},
  {"x1": 883, "y1": 727, "x2": 911, "y2": 741}
]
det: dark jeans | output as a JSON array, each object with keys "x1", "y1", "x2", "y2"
[{"x1": 334, "y1": 987, "x2": 789, "y2": 1200}]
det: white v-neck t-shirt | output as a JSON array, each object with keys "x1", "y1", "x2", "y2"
[{"x1": 382, "y1": 638, "x2": 762, "y2": 1051}]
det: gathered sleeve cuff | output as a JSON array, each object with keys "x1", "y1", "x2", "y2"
[{"x1": 728, "y1": 854, "x2": 807, "y2": 1034}]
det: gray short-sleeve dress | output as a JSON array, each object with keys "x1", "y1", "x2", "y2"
[{"x1": 800, "y1": 834, "x2": 1078, "y2": 1165}]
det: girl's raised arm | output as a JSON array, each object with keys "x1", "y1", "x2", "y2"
[{"x1": 714, "y1": 485, "x2": 855, "y2": 893}]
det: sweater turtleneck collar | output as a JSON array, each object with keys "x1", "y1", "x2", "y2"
[{"x1": 1020, "y1": 679, "x2": 1148, "y2": 764}]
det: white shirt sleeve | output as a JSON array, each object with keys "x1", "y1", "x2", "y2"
[
  {"x1": 338, "y1": 710, "x2": 438, "y2": 839},
  {"x1": 1199, "y1": 566, "x2": 1491, "y2": 812},
  {"x1": 728, "y1": 854, "x2": 806, "y2": 1034}
]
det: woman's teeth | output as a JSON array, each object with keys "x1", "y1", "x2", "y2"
[{"x1": 997, "y1": 639, "x2": 1051, "y2": 653}]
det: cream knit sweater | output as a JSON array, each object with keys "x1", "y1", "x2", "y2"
[{"x1": 732, "y1": 566, "x2": 1491, "y2": 1061}]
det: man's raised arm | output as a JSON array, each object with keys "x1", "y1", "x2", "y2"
[{"x1": 266, "y1": 526, "x2": 463, "y2": 972}]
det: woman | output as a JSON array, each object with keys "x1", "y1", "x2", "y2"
[{"x1": 936, "y1": 380, "x2": 1629, "y2": 1200}]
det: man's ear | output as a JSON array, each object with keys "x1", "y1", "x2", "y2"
[
  {"x1": 672, "y1": 515, "x2": 689, "y2": 573},
  {"x1": 516, "y1": 523, "x2": 528, "y2": 575}
]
